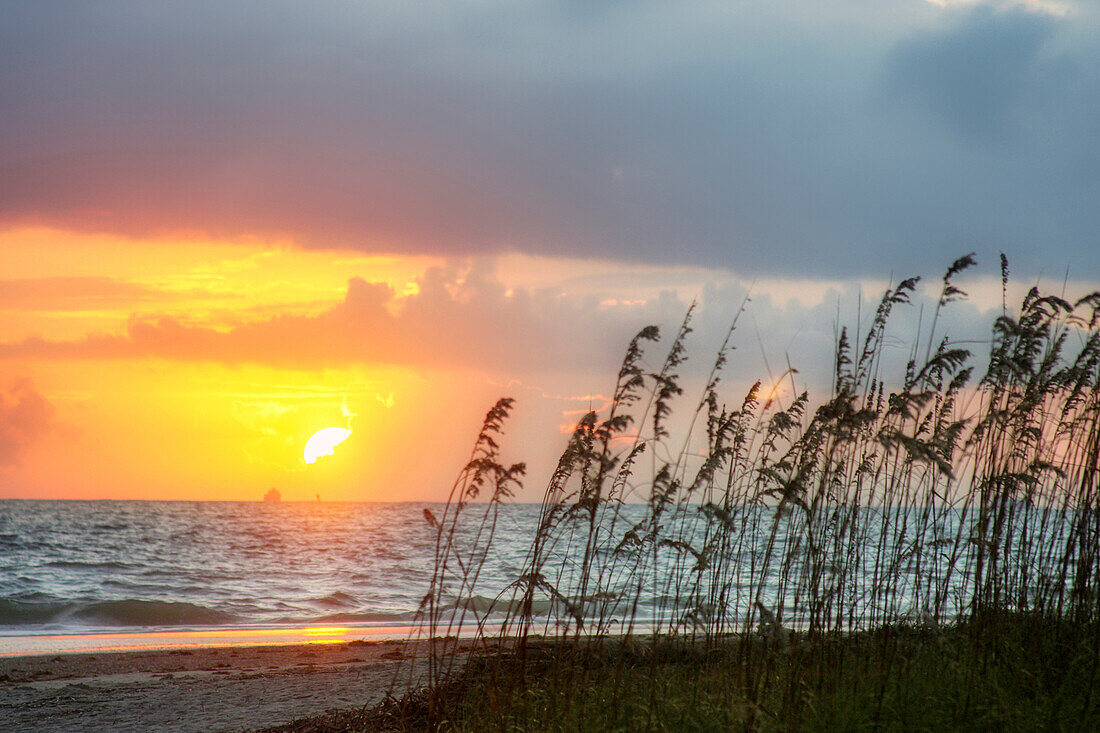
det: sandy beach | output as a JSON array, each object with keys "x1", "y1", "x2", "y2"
[{"x1": 0, "y1": 639, "x2": 435, "y2": 732}]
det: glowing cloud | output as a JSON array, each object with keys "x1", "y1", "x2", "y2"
[{"x1": 303, "y1": 427, "x2": 352, "y2": 465}]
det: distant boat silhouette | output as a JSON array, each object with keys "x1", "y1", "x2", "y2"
[{"x1": 263, "y1": 488, "x2": 281, "y2": 503}]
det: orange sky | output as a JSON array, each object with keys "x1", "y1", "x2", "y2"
[
  {"x1": 0, "y1": 229, "x2": 452, "y2": 500},
  {"x1": 0, "y1": 226, "x2": 1048, "y2": 502},
  {"x1": 0, "y1": 227, "x2": 705, "y2": 501}
]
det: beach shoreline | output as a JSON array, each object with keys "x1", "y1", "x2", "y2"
[
  {"x1": 0, "y1": 637, "x2": 438, "y2": 733},
  {"x1": 0, "y1": 624, "x2": 426, "y2": 658}
]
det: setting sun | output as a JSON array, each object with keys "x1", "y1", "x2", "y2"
[{"x1": 303, "y1": 427, "x2": 352, "y2": 465}]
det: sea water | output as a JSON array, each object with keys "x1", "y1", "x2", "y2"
[
  {"x1": 0, "y1": 500, "x2": 520, "y2": 637},
  {"x1": 0, "y1": 499, "x2": 1075, "y2": 649}
]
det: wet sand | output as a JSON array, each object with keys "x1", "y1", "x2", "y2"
[{"x1": 0, "y1": 639, "x2": 437, "y2": 732}]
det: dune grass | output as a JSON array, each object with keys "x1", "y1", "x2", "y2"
[
  {"x1": 416, "y1": 612, "x2": 1099, "y2": 731},
  {"x1": 261, "y1": 613, "x2": 1099, "y2": 731},
  {"x1": 346, "y1": 254, "x2": 1100, "y2": 731}
]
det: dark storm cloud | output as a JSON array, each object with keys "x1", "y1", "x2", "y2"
[
  {"x1": 2, "y1": 1, "x2": 1097, "y2": 277},
  {"x1": 886, "y1": 6, "x2": 1059, "y2": 138}
]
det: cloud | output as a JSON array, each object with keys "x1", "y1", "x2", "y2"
[
  {"x1": 0, "y1": 277, "x2": 201, "y2": 310},
  {"x1": 0, "y1": 254, "x2": 1022, "y2": 402},
  {"x1": 0, "y1": 263, "x2": 659, "y2": 374},
  {"x1": 2, "y1": 2, "x2": 1099, "y2": 278},
  {"x1": 0, "y1": 379, "x2": 54, "y2": 466},
  {"x1": 886, "y1": 6, "x2": 1060, "y2": 138}
]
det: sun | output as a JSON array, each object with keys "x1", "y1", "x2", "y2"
[{"x1": 303, "y1": 427, "x2": 352, "y2": 464}]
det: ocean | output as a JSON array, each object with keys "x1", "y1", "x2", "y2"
[
  {"x1": 0, "y1": 499, "x2": 1072, "y2": 652},
  {"x1": 0, "y1": 500, "x2": 533, "y2": 638}
]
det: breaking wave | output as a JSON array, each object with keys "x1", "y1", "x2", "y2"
[{"x1": 0, "y1": 598, "x2": 239, "y2": 628}]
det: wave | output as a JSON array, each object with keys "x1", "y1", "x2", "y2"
[
  {"x1": 306, "y1": 611, "x2": 415, "y2": 624},
  {"x1": 312, "y1": 591, "x2": 358, "y2": 608},
  {"x1": 448, "y1": 594, "x2": 632, "y2": 618},
  {"x1": 73, "y1": 600, "x2": 239, "y2": 626},
  {"x1": 449, "y1": 595, "x2": 555, "y2": 616},
  {"x1": 43, "y1": 560, "x2": 134, "y2": 571},
  {"x1": 90, "y1": 522, "x2": 130, "y2": 531},
  {"x1": 0, "y1": 599, "x2": 67, "y2": 625},
  {"x1": 0, "y1": 598, "x2": 239, "y2": 627}
]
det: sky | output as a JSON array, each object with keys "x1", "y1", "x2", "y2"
[{"x1": 1, "y1": 0, "x2": 1097, "y2": 501}]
